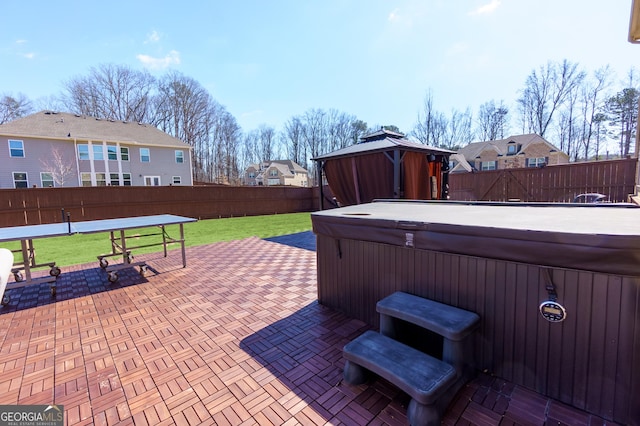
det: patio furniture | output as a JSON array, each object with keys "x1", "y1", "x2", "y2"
[
  {"x1": 0, "y1": 248, "x2": 13, "y2": 305},
  {"x1": 0, "y1": 214, "x2": 196, "y2": 301}
]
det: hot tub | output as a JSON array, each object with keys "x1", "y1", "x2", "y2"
[{"x1": 312, "y1": 200, "x2": 640, "y2": 425}]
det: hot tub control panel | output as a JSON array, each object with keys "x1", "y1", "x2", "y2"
[{"x1": 539, "y1": 300, "x2": 566, "y2": 322}]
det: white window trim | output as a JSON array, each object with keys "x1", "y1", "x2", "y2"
[
  {"x1": 172, "y1": 176, "x2": 182, "y2": 184},
  {"x1": 13, "y1": 171, "x2": 28, "y2": 188},
  {"x1": 8, "y1": 139, "x2": 25, "y2": 158},
  {"x1": 140, "y1": 148, "x2": 151, "y2": 163},
  {"x1": 175, "y1": 150, "x2": 184, "y2": 163},
  {"x1": 107, "y1": 145, "x2": 118, "y2": 161},
  {"x1": 92, "y1": 144, "x2": 104, "y2": 161},
  {"x1": 481, "y1": 161, "x2": 497, "y2": 171},
  {"x1": 144, "y1": 175, "x2": 161, "y2": 186},
  {"x1": 40, "y1": 172, "x2": 54, "y2": 188},
  {"x1": 78, "y1": 144, "x2": 90, "y2": 160}
]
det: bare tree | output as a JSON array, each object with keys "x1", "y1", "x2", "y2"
[
  {"x1": 477, "y1": 100, "x2": 509, "y2": 140},
  {"x1": 327, "y1": 109, "x2": 355, "y2": 151},
  {"x1": 258, "y1": 125, "x2": 276, "y2": 163},
  {"x1": 153, "y1": 71, "x2": 218, "y2": 181},
  {"x1": 517, "y1": 59, "x2": 585, "y2": 138},
  {"x1": 444, "y1": 108, "x2": 474, "y2": 149},
  {"x1": 213, "y1": 110, "x2": 242, "y2": 184},
  {"x1": 242, "y1": 129, "x2": 261, "y2": 167},
  {"x1": 40, "y1": 147, "x2": 74, "y2": 187},
  {"x1": 412, "y1": 90, "x2": 438, "y2": 145},
  {"x1": 577, "y1": 66, "x2": 612, "y2": 160},
  {"x1": 301, "y1": 108, "x2": 328, "y2": 170},
  {"x1": 0, "y1": 93, "x2": 32, "y2": 124},
  {"x1": 62, "y1": 64, "x2": 155, "y2": 122},
  {"x1": 283, "y1": 116, "x2": 304, "y2": 165}
]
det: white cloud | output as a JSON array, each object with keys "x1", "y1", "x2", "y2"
[
  {"x1": 21, "y1": 52, "x2": 35, "y2": 59},
  {"x1": 469, "y1": 0, "x2": 501, "y2": 16},
  {"x1": 144, "y1": 30, "x2": 161, "y2": 44},
  {"x1": 16, "y1": 39, "x2": 27, "y2": 45},
  {"x1": 388, "y1": 8, "x2": 401, "y2": 23},
  {"x1": 136, "y1": 50, "x2": 181, "y2": 69}
]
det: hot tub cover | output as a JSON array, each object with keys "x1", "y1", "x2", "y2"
[{"x1": 311, "y1": 200, "x2": 640, "y2": 276}]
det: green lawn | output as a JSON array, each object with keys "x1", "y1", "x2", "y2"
[{"x1": 2, "y1": 212, "x2": 312, "y2": 268}]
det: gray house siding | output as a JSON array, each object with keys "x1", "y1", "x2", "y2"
[
  {"x1": 1, "y1": 137, "x2": 79, "y2": 188},
  {"x1": 0, "y1": 111, "x2": 193, "y2": 188},
  {"x1": 1, "y1": 136, "x2": 192, "y2": 188}
]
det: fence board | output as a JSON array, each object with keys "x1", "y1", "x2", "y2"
[
  {"x1": 449, "y1": 158, "x2": 638, "y2": 202},
  {"x1": 0, "y1": 185, "x2": 319, "y2": 227}
]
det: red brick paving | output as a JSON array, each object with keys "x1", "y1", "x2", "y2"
[{"x1": 0, "y1": 237, "x2": 622, "y2": 425}]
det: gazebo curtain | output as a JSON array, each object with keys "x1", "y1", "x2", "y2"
[
  {"x1": 324, "y1": 152, "x2": 393, "y2": 206},
  {"x1": 323, "y1": 150, "x2": 442, "y2": 206},
  {"x1": 403, "y1": 151, "x2": 442, "y2": 200}
]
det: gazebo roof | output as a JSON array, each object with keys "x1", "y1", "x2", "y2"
[{"x1": 312, "y1": 137, "x2": 454, "y2": 162}]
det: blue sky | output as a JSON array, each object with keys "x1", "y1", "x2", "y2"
[{"x1": 1, "y1": 0, "x2": 638, "y2": 137}]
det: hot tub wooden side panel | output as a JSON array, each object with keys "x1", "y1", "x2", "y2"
[{"x1": 316, "y1": 234, "x2": 640, "y2": 425}]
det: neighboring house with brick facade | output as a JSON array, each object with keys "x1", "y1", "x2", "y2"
[
  {"x1": 450, "y1": 134, "x2": 569, "y2": 173},
  {"x1": 244, "y1": 160, "x2": 309, "y2": 187},
  {"x1": 0, "y1": 111, "x2": 193, "y2": 188}
]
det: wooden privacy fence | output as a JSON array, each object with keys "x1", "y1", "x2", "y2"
[
  {"x1": 448, "y1": 158, "x2": 638, "y2": 202},
  {"x1": 0, "y1": 185, "x2": 318, "y2": 227}
]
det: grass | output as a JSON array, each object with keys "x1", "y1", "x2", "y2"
[{"x1": 3, "y1": 212, "x2": 312, "y2": 268}]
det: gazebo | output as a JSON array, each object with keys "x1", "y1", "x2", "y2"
[{"x1": 312, "y1": 129, "x2": 454, "y2": 209}]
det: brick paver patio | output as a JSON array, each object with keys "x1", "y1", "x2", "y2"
[{"x1": 0, "y1": 236, "x2": 619, "y2": 425}]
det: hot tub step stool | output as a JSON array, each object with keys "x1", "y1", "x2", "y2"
[
  {"x1": 343, "y1": 330, "x2": 457, "y2": 426},
  {"x1": 377, "y1": 291, "x2": 480, "y2": 379}
]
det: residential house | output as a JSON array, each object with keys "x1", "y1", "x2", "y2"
[
  {"x1": 244, "y1": 160, "x2": 309, "y2": 187},
  {"x1": 450, "y1": 134, "x2": 569, "y2": 173},
  {"x1": 0, "y1": 111, "x2": 193, "y2": 188}
]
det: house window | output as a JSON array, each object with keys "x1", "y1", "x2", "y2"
[
  {"x1": 95, "y1": 173, "x2": 106, "y2": 186},
  {"x1": 507, "y1": 144, "x2": 517, "y2": 155},
  {"x1": 269, "y1": 169, "x2": 278, "y2": 177},
  {"x1": 122, "y1": 173, "x2": 132, "y2": 186},
  {"x1": 9, "y1": 140, "x2": 24, "y2": 157},
  {"x1": 109, "y1": 173, "x2": 120, "y2": 186},
  {"x1": 13, "y1": 172, "x2": 28, "y2": 188},
  {"x1": 107, "y1": 145, "x2": 118, "y2": 160},
  {"x1": 120, "y1": 147, "x2": 129, "y2": 161},
  {"x1": 267, "y1": 178, "x2": 280, "y2": 185},
  {"x1": 248, "y1": 172, "x2": 256, "y2": 178},
  {"x1": 81, "y1": 173, "x2": 92, "y2": 187},
  {"x1": 172, "y1": 176, "x2": 181, "y2": 185},
  {"x1": 140, "y1": 148, "x2": 150, "y2": 163},
  {"x1": 481, "y1": 161, "x2": 497, "y2": 171},
  {"x1": 93, "y1": 144, "x2": 104, "y2": 160},
  {"x1": 144, "y1": 176, "x2": 160, "y2": 186},
  {"x1": 175, "y1": 150, "x2": 184, "y2": 163},
  {"x1": 78, "y1": 144, "x2": 89, "y2": 160},
  {"x1": 41, "y1": 172, "x2": 54, "y2": 188},
  {"x1": 527, "y1": 157, "x2": 546, "y2": 167}
]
